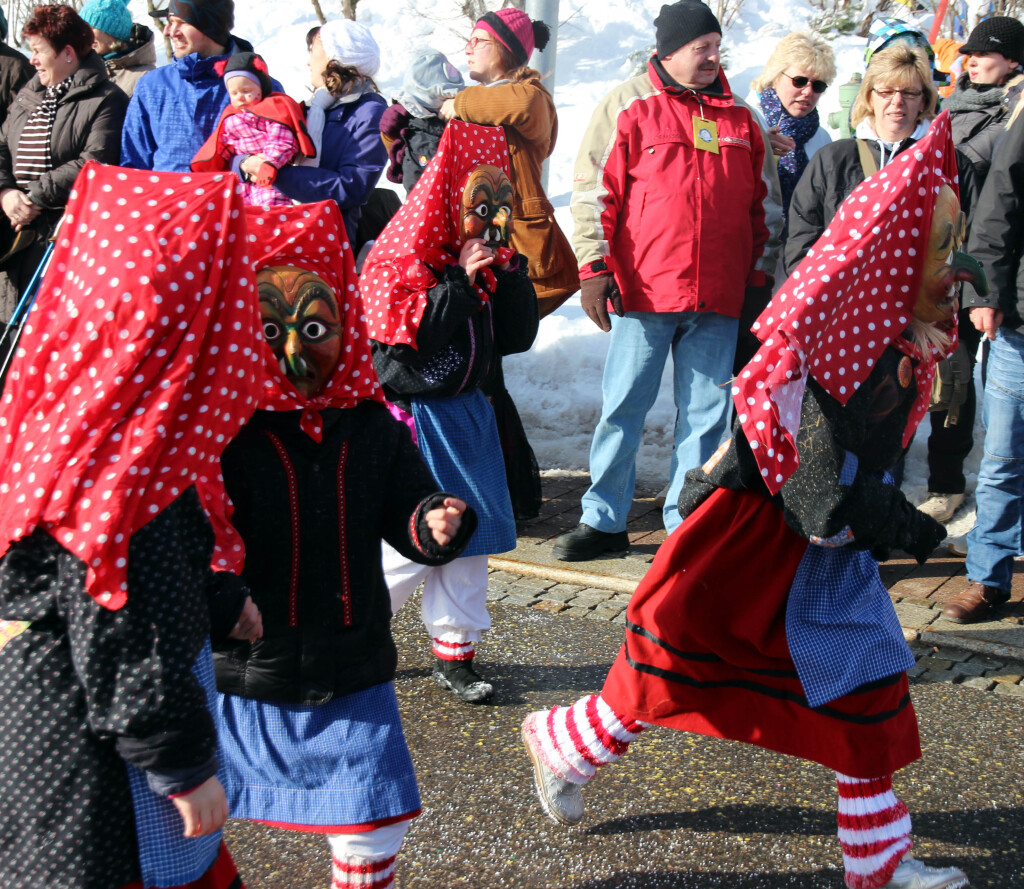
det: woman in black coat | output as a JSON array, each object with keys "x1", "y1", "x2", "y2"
[{"x1": 0, "y1": 5, "x2": 127, "y2": 331}]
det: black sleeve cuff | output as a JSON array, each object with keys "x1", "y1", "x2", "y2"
[{"x1": 411, "y1": 492, "x2": 478, "y2": 563}]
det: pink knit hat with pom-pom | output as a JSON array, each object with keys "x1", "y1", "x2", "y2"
[{"x1": 475, "y1": 9, "x2": 550, "y2": 66}]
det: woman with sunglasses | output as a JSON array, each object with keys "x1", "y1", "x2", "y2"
[{"x1": 747, "y1": 32, "x2": 835, "y2": 224}]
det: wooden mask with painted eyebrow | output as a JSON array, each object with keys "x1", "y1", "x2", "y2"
[
  {"x1": 257, "y1": 266, "x2": 341, "y2": 397},
  {"x1": 460, "y1": 164, "x2": 514, "y2": 248}
]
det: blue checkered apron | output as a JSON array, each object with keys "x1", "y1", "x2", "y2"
[
  {"x1": 125, "y1": 639, "x2": 223, "y2": 888},
  {"x1": 410, "y1": 389, "x2": 516, "y2": 558},
  {"x1": 214, "y1": 681, "x2": 420, "y2": 829}
]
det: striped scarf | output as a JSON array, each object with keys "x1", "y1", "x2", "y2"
[{"x1": 14, "y1": 77, "x2": 72, "y2": 190}]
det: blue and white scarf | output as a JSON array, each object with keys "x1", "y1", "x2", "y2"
[{"x1": 760, "y1": 86, "x2": 821, "y2": 213}]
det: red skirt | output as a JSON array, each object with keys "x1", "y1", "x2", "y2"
[{"x1": 601, "y1": 487, "x2": 920, "y2": 779}]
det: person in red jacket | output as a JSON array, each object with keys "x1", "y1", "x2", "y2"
[{"x1": 553, "y1": 0, "x2": 781, "y2": 561}]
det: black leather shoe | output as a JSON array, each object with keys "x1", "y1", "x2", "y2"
[{"x1": 552, "y1": 524, "x2": 629, "y2": 562}]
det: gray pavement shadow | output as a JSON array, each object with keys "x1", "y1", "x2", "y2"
[
  {"x1": 586, "y1": 805, "x2": 833, "y2": 837},
  {"x1": 395, "y1": 661, "x2": 614, "y2": 704},
  {"x1": 551, "y1": 871, "x2": 837, "y2": 888},
  {"x1": 587, "y1": 804, "x2": 1024, "y2": 845}
]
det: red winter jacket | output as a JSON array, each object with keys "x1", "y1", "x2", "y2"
[{"x1": 571, "y1": 60, "x2": 777, "y2": 317}]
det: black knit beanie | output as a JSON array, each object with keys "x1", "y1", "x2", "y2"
[
  {"x1": 959, "y1": 16, "x2": 1024, "y2": 65},
  {"x1": 167, "y1": 0, "x2": 234, "y2": 47},
  {"x1": 221, "y1": 52, "x2": 272, "y2": 97},
  {"x1": 654, "y1": 0, "x2": 721, "y2": 59}
]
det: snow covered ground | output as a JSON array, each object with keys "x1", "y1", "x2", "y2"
[{"x1": 123, "y1": 0, "x2": 983, "y2": 534}]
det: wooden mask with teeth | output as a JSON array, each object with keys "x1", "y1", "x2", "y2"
[{"x1": 459, "y1": 164, "x2": 513, "y2": 248}]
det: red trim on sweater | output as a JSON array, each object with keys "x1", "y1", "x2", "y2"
[
  {"x1": 336, "y1": 441, "x2": 352, "y2": 626},
  {"x1": 266, "y1": 432, "x2": 300, "y2": 627}
]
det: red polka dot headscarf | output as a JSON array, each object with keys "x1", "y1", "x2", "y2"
[
  {"x1": 359, "y1": 120, "x2": 514, "y2": 347},
  {"x1": 0, "y1": 163, "x2": 265, "y2": 610},
  {"x1": 735, "y1": 111, "x2": 960, "y2": 495},
  {"x1": 246, "y1": 201, "x2": 384, "y2": 441}
]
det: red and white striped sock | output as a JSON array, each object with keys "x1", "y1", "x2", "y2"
[
  {"x1": 836, "y1": 772, "x2": 912, "y2": 889},
  {"x1": 331, "y1": 852, "x2": 397, "y2": 889},
  {"x1": 433, "y1": 637, "x2": 474, "y2": 661},
  {"x1": 533, "y1": 693, "x2": 648, "y2": 784}
]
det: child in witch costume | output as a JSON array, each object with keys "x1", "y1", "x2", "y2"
[
  {"x1": 360, "y1": 120, "x2": 538, "y2": 703},
  {"x1": 0, "y1": 162, "x2": 266, "y2": 889},
  {"x1": 191, "y1": 52, "x2": 316, "y2": 208},
  {"x1": 521, "y1": 114, "x2": 981, "y2": 889},
  {"x1": 212, "y1": 200, "x2": 475, "y2": 889}
]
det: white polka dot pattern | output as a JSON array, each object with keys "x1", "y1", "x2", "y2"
[
  {"x1": 358, "y1": 121, "x2": 513, "y2": 347},
  {"x1": 246, "y1": 201, "x2": 384, "y2": 442},
  {"x1": 734, "y1": 113, "x2": 961, "y2": 495},
  {"x1": 0, "y1": 162, "x2": 265, "y2": 609}
]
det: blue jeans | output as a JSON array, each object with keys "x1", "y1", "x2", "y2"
[
  {"x1": 581, "y1": 311, "x2": 737, "y2": 534},
  {"x1": 966, "y1": 327, "x2": 1024, "y2": 592}
]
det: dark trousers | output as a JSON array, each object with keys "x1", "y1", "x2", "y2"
[{"x1": 926, "y1": 312, "x2": 982, "y2": 495}]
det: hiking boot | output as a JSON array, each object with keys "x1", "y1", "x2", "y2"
[
  {"x1": 918, "y1": 492, "x2": 965, "y2": 524},
  {"x1": 521, "y1": 711, "x2": 584, "y2": 825},
  {"x1": 432, "y1": 657, "x2": 494, "y2": 703},
  {"x1": 552, "y1": 524, "x2": 629, "y2": 562},
  {"x1": 941, "y1": 581, "x2": 1010, "y2": 624},
  {"x1": 879, "y1": 855, "x2": 969, "y2": 888}
]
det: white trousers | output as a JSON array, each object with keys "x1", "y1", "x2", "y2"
[
  {"x1": 382, "y1": 544, "x2": 491, "y2": 644},
  {"x1": 327, "y1": 820, "x2": 409, "y2": 861}
]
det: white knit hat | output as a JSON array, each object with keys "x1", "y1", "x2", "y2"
[{"x1": 318, "y1": 19, "x2": 380, "y2": 78}]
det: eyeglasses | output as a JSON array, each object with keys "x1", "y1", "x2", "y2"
[
  {"x1": 465, "y1": 36, "x2": 494, "y2": 51},
  {"x1": 782, "y1": 72, "x2": 828, "y2": 94},
  {"x1": 873, "y1": 88, "x2": 924, "y2": 101}
]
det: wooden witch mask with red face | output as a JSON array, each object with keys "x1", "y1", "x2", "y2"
[
  {"x1": 257, "y1": 266, "x2": 342, "y2": 399},
  {"x1": 459, "y1": 164, "x2": 513, "y2": 248}
]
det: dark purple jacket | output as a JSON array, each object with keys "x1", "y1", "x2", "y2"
[{"x1": 272, "y1": 90, "x2": 387, "y2": 240}]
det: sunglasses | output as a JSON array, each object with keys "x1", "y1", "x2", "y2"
[
  {"x1": 783, "y1": 72, "x2": 828, "y2": 94},
  {"x1": 465, "y1": 36, "x2": 494, "y2": 51}
]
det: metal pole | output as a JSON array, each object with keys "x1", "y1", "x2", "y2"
[{"x1": 524, "y1": 0, "x2": 558, "y2": 192}]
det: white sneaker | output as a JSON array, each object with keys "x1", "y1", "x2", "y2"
[
  {"x1": 947, "y1": 536, "x2": 968, "y2": 558},
  {"x1": 880, "y1": 855, "x2": 969, "y2": 888},
  {"x1": 918, "y1": 492, "x2": 965, "y2": 524},
  {"x1": 652, "y1": 484, "x2": 670, "y2": 507}
]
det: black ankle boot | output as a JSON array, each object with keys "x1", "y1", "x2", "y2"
[{"x1": 433, "y1": 656, "x2": 494, "y2": 703}]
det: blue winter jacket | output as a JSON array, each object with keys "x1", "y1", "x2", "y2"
[
  {"x1": 272, "y1": 91, "x2": 387, "y2": 240},
  {"x1": 120, "y1": 39, "x2": 283, "y2": 173}
]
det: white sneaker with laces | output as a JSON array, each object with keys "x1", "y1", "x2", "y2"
[
  {"x1": 880, "y1": 855, "x2": 969, "y2": 889},
  {"x1": 918, "y1": 492, "x2": 965, "y2": 524}
]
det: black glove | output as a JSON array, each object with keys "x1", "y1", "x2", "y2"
[
  {"x1": 902, "y1": 509, "x2": 947, "y2": 565},
  {"x1": 580, "y1": 274, "x2": 623, "y2": 332}
]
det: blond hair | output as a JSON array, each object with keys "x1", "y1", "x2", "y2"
[
  {"x1": 751, "y1": 32, "x2": 836, "y2": 94},
  {"x1": 850, "y1": 44, "x2": 938, "y2": 130}
]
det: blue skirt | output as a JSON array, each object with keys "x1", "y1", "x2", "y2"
[
  {"x1": 411, "y1": 389, "x2": 516, "y2": 558},
  {"x1": 214, "y1": 681, "x2": 420, "y2": 831}
]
